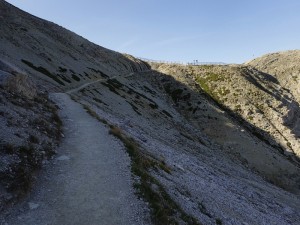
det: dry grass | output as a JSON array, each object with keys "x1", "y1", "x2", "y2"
[
  {"x1": 82, "y1": 104, "x2": 108, "y2": 125},
  {"x1": 109, "y1": 125, "x2": 200, "y2": 225}
]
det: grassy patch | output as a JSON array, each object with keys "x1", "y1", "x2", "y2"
[
  {"x1": 195, "y1": 72, "x2": 227, "y2": 101},
  {"x1": 196, "y1": 76, "x2": 221, "y2": 103},
  {"x1": 72, "y1": 74, "x2": 81, "y2": 81}
]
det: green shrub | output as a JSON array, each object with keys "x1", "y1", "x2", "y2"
[
  {"x1": 21, "y1": 59, "x2": 65, "y2": 86},
  {"x1": 72, "y1": 74, "x2": 81, "y2": 81}
]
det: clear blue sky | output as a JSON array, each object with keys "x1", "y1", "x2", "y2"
[{"x1": 5, "y1": 0, "x2": 300, "y2": 63}]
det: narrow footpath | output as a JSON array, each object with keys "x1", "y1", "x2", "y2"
[{"x1": 3, "y1": 93, "x2": 149, "y2": 225}]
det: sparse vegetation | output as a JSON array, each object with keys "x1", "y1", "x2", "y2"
[
  {"x1": 101, "y1": 81, "x2": 121, "y2": 96},
  {"x1": 196, "y1": 77, "x2": 214, "y2": 96},
  {"x1": 109, "y1": 125, "x2": 200, "y2": 225},
  {"x1": 216, "y1": 218, "x2": 223, "y2": 225},
  {"x1": 21, "y1": 59, "x2": 65, "y2": 86},
  {"x1": 162, "y1": 110, "x2": 173, "y2": 118},
  {"x1": 149, "y1": 103, "x2": 159, "y2": 109},
  {"x1": 0, "y1": 144, "x2": 41, "y2": 195},
  {"x1": 28, "y1": 134, "x2": 39, "y2": 144},
  {"x1": 170, "y1": 89, "x2": 183, "y2": 102},
  {"x1": 82, "y1": 104, "x2": 108, "y2": 125},
  {"x1": 107, "y1": 78, "x2": 124, "y2": 89},
  {"x1": 58, "y1": 66, "x2": 67, "y2": 73},
  {"x1": 72, "y1": 74, "x2": 81, "y2": 81},
  {"x1": 59, "y1": 74, "x2": 72, "y2": 83},
  {"x1": 0, "y1": 84, "x2": 62, "y2": 208}
]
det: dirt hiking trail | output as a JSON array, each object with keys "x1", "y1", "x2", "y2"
[{"x1": 2, "y1": 93, "x2": 149, "y2": 225}]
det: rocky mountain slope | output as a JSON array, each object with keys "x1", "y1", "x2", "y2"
[
  {"x1": 0, "y1": 1, "x2": 300, "y2": 225},
  {"x1": 246, "y1": 50, "x2": 300, "y2": 103}
]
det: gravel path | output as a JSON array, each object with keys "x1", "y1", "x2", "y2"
[
  {"x1": 66, "y1": 79, "x2": 104, "y2": 94},
  {"x1": 2, "y1": 93, "x2": 149, "y2": 225}
]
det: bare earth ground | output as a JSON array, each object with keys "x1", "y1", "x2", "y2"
[{"x1": 1, "y1": 93, "x2": 150, "y2": 225}]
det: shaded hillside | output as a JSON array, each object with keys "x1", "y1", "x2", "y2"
[
  {"x1": 0, "y1": 0, "x2": 149, "y2": 91},
  {"x1": 0, "y1": 1, "x2": 300, "y2": 224}
]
